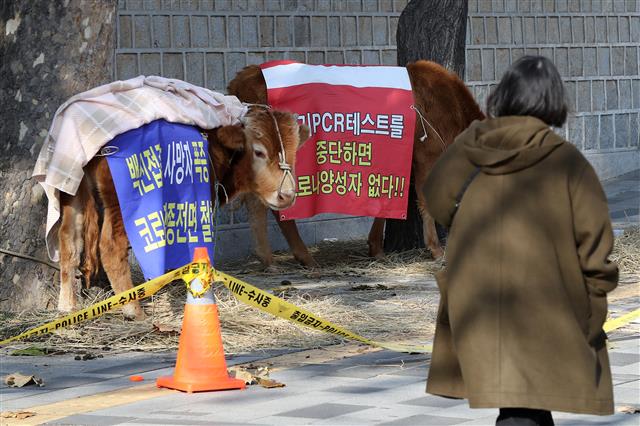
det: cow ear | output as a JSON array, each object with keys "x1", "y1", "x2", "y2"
[
  {"x1": 297, "y1": 124, "x2": 310, "y2": 148},
  {"x1": 216, "y1": 125, "x2": 246, "y2": 151}
]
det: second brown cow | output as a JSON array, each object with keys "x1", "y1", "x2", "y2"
[{"x1": 228, "y1": 60, "x2": 485, "y2": 267}]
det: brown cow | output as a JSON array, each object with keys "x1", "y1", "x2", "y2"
[
  {"x1": 57, "y1": 107, "x2": 309, "y2": 319},
  {"x1": 227, "y1": 60, "x2": 485, "y2": 267}
]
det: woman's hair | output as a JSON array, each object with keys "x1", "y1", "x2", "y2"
[{"x1": 486, "y1": 56, "x2": 568, "y2": 127}]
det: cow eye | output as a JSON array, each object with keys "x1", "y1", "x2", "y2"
[{"x1": 254, "y1": 149, "x2": 267, "y2": 159}]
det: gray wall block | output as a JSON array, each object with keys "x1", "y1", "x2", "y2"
[
  {"x1": 152, "y1": 15, "x2": 171, "y2": 48},
  {"x1": 191, "y1": 16, "x2": 209, "y2": 47}
]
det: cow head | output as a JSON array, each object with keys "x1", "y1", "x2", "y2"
[{"x1": 214, "y1": 107, "x2": 309, "y2": 210}]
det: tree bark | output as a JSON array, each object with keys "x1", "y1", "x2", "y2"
[
  {"x1": 0, "y1": 0, "x2": 117, "y2": 311},
  {"x1": 384, "y1": 0, "x2": 468, "y2": 253}
]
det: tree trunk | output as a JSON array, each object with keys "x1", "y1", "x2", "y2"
[
  {"x1": 0, "y1": 0, "x2": 117, "y2": 311},
  {"x1": 384, "y1": 0, "x2": 468, "y2": 253}
]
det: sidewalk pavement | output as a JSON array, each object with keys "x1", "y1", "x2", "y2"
[
  {"x1": 605, "y1": 169, "x2": 640, "y2": 228},
  {"x1": 1, "y1": 170, "x2": 638, "y2": 426}
]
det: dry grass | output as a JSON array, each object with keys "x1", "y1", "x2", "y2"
[
  {"x1": 611, "y1": 226, "x2": 640, "y2": 277},
  {"x1": 225, "y1": 239, "x2": 445, "y2": 278},
  {"x1": 1, "y1": 226, "x2": 637, "y2": 355},
  {"x1": 0, "y1": 280, "x2": 436, "y2": 354}
]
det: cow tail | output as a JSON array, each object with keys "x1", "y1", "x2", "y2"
[{"x1": 81, "y1": 182, "x2": 100, "y2": 288}]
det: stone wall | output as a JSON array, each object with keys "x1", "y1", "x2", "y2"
[
  {"x1": 466, "y1": 0, "x2": 640, "y2": 179},
  {"x1": 115, "y1": 0, "x2": 406, "y2": 89}
]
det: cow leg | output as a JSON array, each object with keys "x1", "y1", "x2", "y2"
[
  {"x1": 273, "y1": 212, "x2": 318, "y2": 267},
  {"x1": 415, "y1": 181, "x2": 445, "y2": 260},
  {"x1": 246, "y1": 195, "x2": 274, "y2": 267},
  {"x1": 367, "y1": 218, "x2": 386, "y2": 259},
  {"x1": 58, "y1": 194, "x2": 84, "y2": 312},
  {"x1": 99, "y1": 206, "x2": 145, "y2": 320}
]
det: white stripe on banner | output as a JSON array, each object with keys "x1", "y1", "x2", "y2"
[{"x1": 262, "y1": 63, "x2": 412, "y2": 90}]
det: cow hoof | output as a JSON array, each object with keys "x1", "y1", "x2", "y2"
[
  {"x1": 368, "y1": 247, "x2": 385, "y2": 260},
  {"x1": 296, "y1": 255, "x2": 319, "y2": 268},
  {"x1": 257, "y1": 255, "x2": 274, "y2": 269},
  {"x1": 122, "y1": 304, "x2": 146, "y2": 321},
  {"x1": 367, "y1": 242, "x2": 385, "y2": 260},
  {"x1": 430, "y1": 247, "x2": 445, "y2": 260}
]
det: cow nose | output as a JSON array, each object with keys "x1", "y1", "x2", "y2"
[{"x1": 277, "y1": 189, "x2": 296, "y2": 205}]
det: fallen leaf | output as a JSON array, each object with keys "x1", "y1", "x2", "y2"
[
  {"x1": 1, "y1": 411, "x2": 36, "y2": 419},
  {"x1": 153, "y1": 323, "x2": 180, "y2": 335},
  {"x1": 228, "y1": 367, "x2": 257, "y2": 385},
  {"x1": 74, "y1": 353, "x2": 101, "y2": 361},
  {"x1": 257, "y1": 378, "x2": 285, "y2": 388},
  {"x1": 4, "y1": 373, "x2": 44, "y2": 388},
  {"x1": 228, "y1": 365, "x2": 279, "y2": 386},
  {"x1": 617, "y1": 405, "x2": 640, "y2": 414},
  {"x1": 254, "y1": 366, "x2": 270, "y2": 379},
  {"x1": 10, "y1": 346, "x2": 48, "y2": 356}
]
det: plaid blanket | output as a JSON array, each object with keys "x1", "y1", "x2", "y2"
[{"x1": 33, "y1": 75, "x2": 247, "y2": 262}]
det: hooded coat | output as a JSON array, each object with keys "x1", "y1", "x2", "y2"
[{"x1": 423, "y1": 116, "x2": 618, "y2": 415}]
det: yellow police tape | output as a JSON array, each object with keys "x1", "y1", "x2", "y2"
[
  {"x1": 213, "y1": 269, "x2": 433, "y2": 353},
  {"x1": 1, "y1": 262, "x2": 638, "y2": 353},
  {"x1": 604, "y1": 308, "x2": 640, "y2": 333},
  {"x1": 0, "y1": 262, "x2": 209, "y2": 346}
]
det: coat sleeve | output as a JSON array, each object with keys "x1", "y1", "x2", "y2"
[
  {"x1": 422, "y1": 138, "x2": 478, "y2": 228},
  {"x1": 571, "y1": 162, "x2": 619, "y2": 344}
]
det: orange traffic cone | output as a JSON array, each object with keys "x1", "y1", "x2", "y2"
[{"x1": 156, "y1": 247, "x2": 246, "y2": 393}]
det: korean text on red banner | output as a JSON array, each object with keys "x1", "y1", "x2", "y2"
[{"x1": 260, "y1": 61, "x2": 416, "y2": 220}]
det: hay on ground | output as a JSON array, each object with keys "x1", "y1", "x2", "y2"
[{"x1": 1, "y1": 226, "x2": 637, "y2": 355}]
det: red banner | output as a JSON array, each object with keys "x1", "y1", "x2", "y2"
[{"x1": 260, "y1": 61, "x2": 416, "y2": 221}]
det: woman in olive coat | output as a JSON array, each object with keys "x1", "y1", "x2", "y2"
[{"x1": 423, "y1": 56, "x2": 618, "y2": 425}]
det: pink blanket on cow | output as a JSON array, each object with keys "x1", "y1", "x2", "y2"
[{"x1": 32, "y1": 76, "x2": 247, "y2": 262}]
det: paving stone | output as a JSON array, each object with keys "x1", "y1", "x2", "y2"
[
  {"x1": 555, "y1": 413, "x2": 640, "y2": 425},
  {"x1": 338, "y1": 351, "x2": 428, "y2": 366},
  {"x1": 611, "y1": 208, "x2": 640, "y2": 220},
  {"x1": 379, "y1": 413, "x2": 470, "y2": 425},
  {"x1": 399, "y1": 395, "x2": 466, "y2": 408},
  {"x1": 613, "y1": 373, "x2": 640, "y2": 382},
  {"x1": 384, "y1": 365, "x2": 428, "y2": 377},
  {"x1": 38, "y1": 374, "x2": 112, "y2": 390},
  {"x1": 607, "y1": 190, "x2": 640, "y2": 204},
  {"x1": 42, "y1": 414, "x2": 136, "y2": 425},
  {"x1": 276, "y1": 402, "x2": 373, "y2": 418},
  {"x1": 428, "y1": 405, "x2": 497, "y2": 420},
  {"x1": 616, "y1": 378, "x2": 640, "y2": 388},
  {"x1": 612, "y1": 385, "x2": 640, "y2": 404},
  {"x1": 322, "y1": 385, "x2": 388, "y2": 394},
  {"x1": 197, "y1": 387, "x2": 291, "y2": 406},
  {"x1": 284, "y1": 363, "x2": 401, "y2": 379},
  {"x1": 128, "y1": 419, "x2": 244, "y2": 425},
  {"x1": 87, "y1": 361, "x2": 175, "y2": 375},
  {"x1": 152, "y1": 411, "x2": 210, "y2": 416},
  {"x1": 315, "y1": 405, "x2": 432, "y2": 424},
  {"x1": 609, "y1": 352, "x2": 640, "y2": 366},
  {"x1": 335, "y1": 387, "x2": 427, "y2": 409},
  {"x1": 456, "y1": 416, "x2": 504, "y2": 425},
  {"x1": 0, "y1": 388, "x2": 47, "y2": 402}
]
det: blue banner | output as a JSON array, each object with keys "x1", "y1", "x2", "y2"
[{"x1": 106, "y1": 119, "x2": 216, "y2": 279}]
